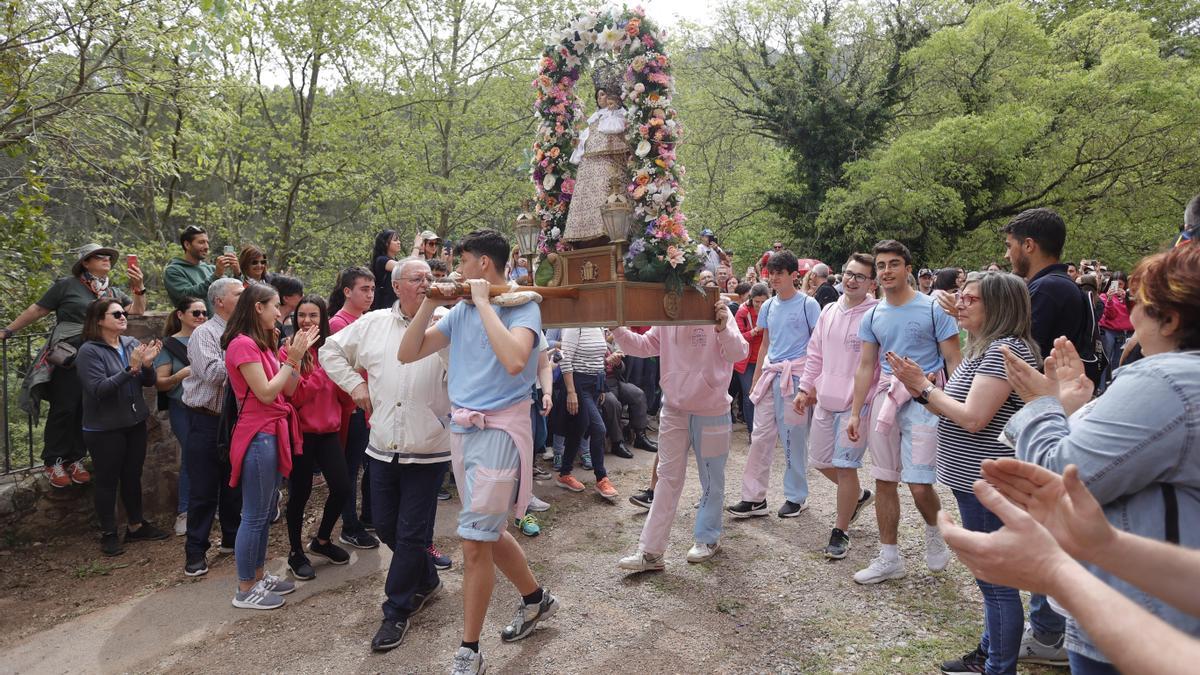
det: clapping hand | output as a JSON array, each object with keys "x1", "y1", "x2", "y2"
[
  {"x1": 1044, "y1": 336, "x2": 1094, "y2": 416},
  {"x1": 935, "y1": 290, "x2": 958, "y2": 319},
  {"x1": 1001, "y1": 345, "x2": 1056, "y2": 403},
  {"x1": 289, "y1": 325, "x2": 319, "y2": 354},
  {"x1": 131, "y1": 340, "x2": 161, "y2": 372},
  {"x1": 980, "y1": 459, "x2": 1114, "y2": 561}
]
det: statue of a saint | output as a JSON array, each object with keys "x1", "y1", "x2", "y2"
[{"x1": 563, "y1": 62, "x2": 627, "y2": 247}]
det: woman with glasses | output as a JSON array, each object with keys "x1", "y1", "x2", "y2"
[
  {"x1": 238, "y1": 245, "x2": 271, "y2": 286},
  {"x1": 154, "y1": 296, "x2": 208, "y2": 535},
  {"x1": 4, "y1": 244, "x2": 145, "y2": 488},
  {"x1": 887, "y1": 271, "x2": 1040, "y2": 675},
  {"x1": 75, "y1": 299, "x2": 167, "y2": 556}
]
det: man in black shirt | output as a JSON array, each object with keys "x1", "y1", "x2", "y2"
[{"x1": 811, "y1": 263, "x2": 840, "y2": 308}]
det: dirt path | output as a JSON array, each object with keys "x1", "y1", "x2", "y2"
[{"x1": 1, "y1": 428, "x2": 1056, "y2": 674}]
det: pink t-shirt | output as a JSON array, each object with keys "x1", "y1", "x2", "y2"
[
  {"x1": 329, "y1": 308, "x2": 361, "y2": 334},
  {"x1": 225, "y1": 334, "x2": 300, "y2": 486},
  {"x1": 227, "y1": 334, "x2": 283, "y2": 425}
]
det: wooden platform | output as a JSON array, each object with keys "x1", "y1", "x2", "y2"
[{"x1": 537, "y1": 243, "x2": 719, "y2": 328}]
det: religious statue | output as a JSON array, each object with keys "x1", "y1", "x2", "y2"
[{"x1": 562, "y1": 60, "x2": 628, "y2": 246}]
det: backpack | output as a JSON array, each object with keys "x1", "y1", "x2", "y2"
[
  {"x1": 1055, "y1": 274, "x2": 1106, "y2": 391},
  {"x1": 215, "y1": 384, "x2": 251, "y2": 466}
]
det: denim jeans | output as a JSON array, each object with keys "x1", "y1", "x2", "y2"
[
  {"x1": 369, "y1": 457, "x2": 448, "y2": 621},
  {"x1": 235, "y1": 432, "x2": 280, "y2": 582},
  {"x1": 531, "y1": 388, "x2": 548, "y2": 451},
  {"x1": 1068, "y1": 650, "x2": 1120, "y2": 675},
  {"x1": 184, "y1": 410, "x2": 241, "y2": 557},
  {"x1": 562, "y1": 372, "x2": 608, "y2": 480},
  {"x1": 1098, "y1": 328, "x2": 1129, "y2": 391},
  {"x1": 737, "y1": 364, "x2": 756, "y2": 435},
  {"x1": 168, "y1": 403, "x2": 191, "y2": 513},
  {"x1": 1029, "y1": 593, "x2": 1065, "y2": 640},
  {"x1": 341, "y1": 409, "x2": 371, "y2": 532},
  {"x1": 954, "y1": 489, "x2": 1022, "y2": 674}
]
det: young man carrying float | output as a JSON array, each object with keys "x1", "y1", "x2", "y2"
[
  {"x1": 846, "y1": 240, "x2": 962, "y2": 584},
  {"x1": 792, "y1": 253, "x2": 880, "y2": 560},
  {"x1": 612, "y1": 298, "x2": 749, "y2": 571},
  {"x1": 398, "y1": 230, "x2": 557, "y2": 675},
  {"x1": 727, "y1": 250, "x2": 822, "y2": 519}
]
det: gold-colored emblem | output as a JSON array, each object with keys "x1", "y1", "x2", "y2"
[
  {"x1": 663, "y1": 291, "x2": 680, "y2": 319},
  {"x1": 580, "y1": 260, "x2": 598, "y2": 282}
]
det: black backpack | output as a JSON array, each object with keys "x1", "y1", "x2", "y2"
[{"x1": 215, "y1": 384, "x2": 250, "y2": 466}]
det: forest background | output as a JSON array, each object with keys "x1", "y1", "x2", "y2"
[{"x1": 2, "y1": 0, "x2": 1197, "y2": 321}]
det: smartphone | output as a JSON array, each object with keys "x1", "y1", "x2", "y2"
[
  {"x1": 126, "y1": 253, "x2": 138, "y2": 268},
  {"x1": 223, "y1": 245, "x2": 235, "y2": 256}
]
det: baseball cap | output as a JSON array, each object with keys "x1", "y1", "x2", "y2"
[
  {"x1": 419, "y1": 229, "x2": 441, "y2": 242},
  {"x1": 918, "y1": 268, "x2": 933, "y2": 278}
]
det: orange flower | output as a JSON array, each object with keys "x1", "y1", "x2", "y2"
[
  {"x1": 549, "y1": 146, "x2": 560, "y2": 158},
  {"x1": 635, "y1": 174, "x2": 650, "y2": 186},
  {"x1": 625, "y1": 18, "x2": 641, "y2": 36},
  {"x1": 535, "y1": 149, "x2": 544, "y2": 162},
  {"x1": 546, "y1": 196, "x2": 557, "y2": 208}
]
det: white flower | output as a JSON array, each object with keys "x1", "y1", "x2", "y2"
[
  {"x1": 665, "y1": 119, "x2": 677, "y2": 129},
  {"x1": 564, "y1": 53, "x2": 581, "y2": 69},
  {"x1": 634, "y1": 83, "x2": 645, "y2": 93},
  {"x1": 543, "y1": 173, "x2": 557, "y2": 190},
  {"x1": 550, "y1": 227, "x2": 561, "y2": 238},
  {"x1": 635, "y1": 139, "x2": 651, "y2": 157},
  {"x1": 597, "y1": 27, "x2": 623, "y2": 50}
]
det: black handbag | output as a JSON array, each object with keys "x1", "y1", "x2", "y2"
[
  {"x1": 215, "y1": 384, "x2": 251, "y2": 466},
  {"x1": 45, "y1": 341, "x2": 78, "y2": 368}
]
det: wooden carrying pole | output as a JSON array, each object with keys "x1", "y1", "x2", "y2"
[{"x1": 425, "y1": 282, "x2": 581, "y2": 301}]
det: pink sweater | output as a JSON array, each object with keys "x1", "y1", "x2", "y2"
[
  {"x1": 612, "y1": 313, "x2": 749, "y2": 416},
  {"x1": 1099, "y1": 293, "x2": 1133, "y2": 332},
  {"x1": 797, "y1": 296, "x2": 880, "y2": 413}
]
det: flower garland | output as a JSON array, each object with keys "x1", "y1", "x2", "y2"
[{"x1": 530, "y1": 4, "x2": 701, "y2": 289}]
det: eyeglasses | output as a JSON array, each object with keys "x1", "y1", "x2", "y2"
[
  {"x1": 955, "y1": 291, "x2": 981, "y2": 307},
  {"x1": 88, "y1": 254, "x2": 111, "y2": 262},
  {"x1": 189, "y1": 310, "x2": 209, "y2": 318},
  {"x1": 842, "y1": 272, "x2": 871, "y2": 283},
  {"x1": 109, "y1": 310, "x2": 129, "y2": 319},
  {"x1": 251, "y1": 259, "x2": 267, "y2": 265},
  {"x1": 402, "y1": 275, "x2": 434, "y2": 284}
]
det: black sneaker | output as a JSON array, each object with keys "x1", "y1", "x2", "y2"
[
  {"x1": 308, "y1": 537, "x2": 351, "y2": 564},
  {"x1": 850, "y1": 489, "x2": 875, "y2": 525},
  {"x1": 361, "y1": 518, "x2": 376, "y2": 533},
  {"x1": 437, "y1": 488, "x2": 452, "y2": 501},
  {"x1": 101, "y1": 531, "x2": 124, "y2": 556},
  {"x1": 500, "y1": 589, "x2": 559, "y2": 642},
  {"x1": 940, "y1": 645, "x2": 987, "y2": 674},
  {"x1": 184, "y1": 554, "x2": 209, "y2": 577},
  {"x1": 726, "y1": 500, "x2": 768, "y2": 518},
  {"x1": 412, "y1": 579, "x2": 443, "y2": 616},
  {"x1": 629, "y1": 488, "x2": 654, "y2": 510},
  {"x1": 339, "y1": 529, "x2": 379, "y2": 549},
  {"x1": 289, "y1": 552, "x2": 316, "y2": 580},
  {"x1": 371, "y1": 618, "x2": 409, "y2": 652},
  {"x1": 777, "y1": 500, "x2": 809, "y2": 518},
  {"x1": 824, "y1": 528, "x2": 850, "y2": 559},
  {"x1": 218, "y1": 537, "x2": 236, "y2": 554},
  {"x1": 125, "y1": 521, "x2": 169, "y2": 542}
]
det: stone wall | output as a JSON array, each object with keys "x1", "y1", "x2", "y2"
[{"x1": 0, "y1": 312, "x2": 182, "y2": 543}]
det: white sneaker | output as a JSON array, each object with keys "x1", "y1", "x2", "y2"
[
  {"x1": 853, "y1": 553, "x2": 906, "y2": 584},
  {"x1": 541, "y1": 447, "x2": 554, "y2": 460},
  {"x1": 1017, "y1": 623, "x2": 1068, "y2": 665},
  {"x1": 527, "y1": 495, "x2": 550, "y2": 512},
  {"x1": 925, "y1": 527, "x2": 952, "y2": 572},
  {"x1": 174, "y1": 512, "x2": 187, "y2": 536},
  {"x1": 686, "y1": 541, "x2": 720, "y2": 563},
  {"x1": 618, "y1": 549, "x2": 665, "y2": 572},
  {"x1": 450, "y1": 646, "x2": 486, "y2": 674}
]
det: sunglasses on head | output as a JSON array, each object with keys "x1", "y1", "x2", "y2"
[
  {"x1": 181, "y1": 225, "x2": 205, "y2": 236},
  {"x1": 109, "y1": 310, "x2": 129, "y2": 319}
]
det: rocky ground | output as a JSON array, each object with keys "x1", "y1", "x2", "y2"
[{"x1": 0, "y1": 426, "x2": 1061, "y2": 674}]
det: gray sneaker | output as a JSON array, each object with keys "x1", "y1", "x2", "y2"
[
  {"x1": 1017, "y1": 624, "x2": 1068, "y2": 666},
  {"x1": 232, "y1": 580, "x2": 285, "y2": 610},
  {"x1": 499, "y1": 590, "x2": 559, "y2": 642},
  {"x1": 261, "y1": 572, "x2": 296, "y2": 595},
  {"x1": 450, "y1": 646, "x2": 486, "y2": 674}
]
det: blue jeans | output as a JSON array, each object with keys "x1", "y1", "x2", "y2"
[
  {"x1": 1029, "y1": 593, "x2": 1065, "y2": 640},
  {"x1": 1099, "y1": 328, "x2": 1129, "y2": 391},
  {"x1": 235, "y1": 432, "x2": 280, "y2": 582},
  {"x1": 954, "y1": 489, "x2": 1022, "y2": 675},
  {"x1": 562, "y1": 372, "x2": 608, "y2": 480},
  {"x1": 168, "y1": 403, "x2": 191, "y2": 513},
  {"x1": 341, "y1": 409, "x2": 371, "y2": 532},
  {"x1": 531, "y1": 388, "x2": 548, "y2": 450},
  {"x1": 737, "y1": 364, "x2": 756, "y2": 435},
  {"x1": 1069, "y1": 651, "x2": 1119, "y2": 675},
  {"x1": 370, "y1": 457, "x2": 448, "y2": 621}
]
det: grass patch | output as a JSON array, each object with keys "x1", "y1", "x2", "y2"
[
  {"x1": 715, "y1": 598, "x2": 745, "y2": 616},
  {"x1": 72, "y1": 560, "x2": 128, "y2": 579}
]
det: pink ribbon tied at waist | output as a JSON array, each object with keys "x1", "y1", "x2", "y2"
[
  {"x1": 450, "y1": 400, "x2": 533, "y2": 520},
  {"x1": 873, "y1": 370, "x2": 946, "y2": 434},
  {"x1": 748, "y1": 356, "x2": 807, "y2": 406}
]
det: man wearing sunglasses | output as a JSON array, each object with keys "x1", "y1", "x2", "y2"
[{"x1": 164, "y1": 225, "x2": 240, "y2": 307}]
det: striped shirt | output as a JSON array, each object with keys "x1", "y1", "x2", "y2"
[
  {"x1": 559, "y1": 327, "x2": 607, "y2": 375},
  {"x1": 935, "y1": 336, "x2": 1037, "y2": 492},
  {"x1": 181, "y1": 314, "x2": 229, "y2": 413}
]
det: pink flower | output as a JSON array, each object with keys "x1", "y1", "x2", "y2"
[
  {"x1": 562, "y1": 178, "x2": 576, "y2": 194},
  {"x1": 666, "y1": 245, "x2": 684, "y2": 267}
]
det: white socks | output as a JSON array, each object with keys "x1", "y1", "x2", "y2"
[{"x1": 880, "y1": 544, "x2": 900, "y2": 561}]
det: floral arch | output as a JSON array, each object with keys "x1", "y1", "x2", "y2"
[{"x1": 530, "y1": 5, "x2": 699, "y2": 287}]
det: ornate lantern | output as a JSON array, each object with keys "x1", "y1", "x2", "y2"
[
  {"x1": 513, "y1": 205, "x2": 538, "y2": 262},
  {"x1": 600, "y1": 175, "x2": 632, "y2": 246}
]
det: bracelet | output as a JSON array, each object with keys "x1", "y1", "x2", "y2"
[
  {"x1": 286, "y1": 360, "x2": 301, "y2": 370},
  {"x1": 131, "y1": 287, "x2": 146, "y2": 296}
]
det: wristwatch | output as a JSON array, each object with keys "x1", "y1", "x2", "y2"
[{"x1": 914, "y1": 381, "x2": 937, "y2": 405}]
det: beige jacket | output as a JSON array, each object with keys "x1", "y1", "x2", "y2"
[{"x1": 320, "y1": 304, "x2": 451, "y2": 464}]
